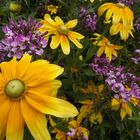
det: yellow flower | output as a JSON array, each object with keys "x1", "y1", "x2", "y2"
[
  {"x1": 98, "y1": 2, "x2": 134, "y2": 25},
  {"x1": 39, "y1": 14, "x2": 84, "y2": 55},
  {"x1": 46, "y1": 5, "x2": 59, "y2": 15},
  {"x1": 111, "y1": 98, "x2": 138, "y2": 120},
  {"x1": 0, "y1": 53, "x2": 78, "y2": 140},
  {"x1": 98, "y1": 3, "x2": 134, "y2": 40},
  {"x1": 91, "y1": 33, "x2": 123, "y2": 61},
  {"x1": 110, "y1": 22, "x2": 134, "y2": 41}
]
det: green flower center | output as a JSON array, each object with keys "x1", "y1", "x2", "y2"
[
  {"x1": 117, "y1": 3, "x2": 125, "y2": 8},
  {"x1": 58, "y1": 24, "x2": 69, "y2": 34},
  {"x1": 5, "y1": 79, "x2": 25, "y2": 98},
  {"x1": 106, "y1": 42, "x2": 111, "y2": 46}
]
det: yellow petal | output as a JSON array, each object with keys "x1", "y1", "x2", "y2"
[
  {"x1": 65, "y1": 19, "x2": 78, "y2": 28},
  {"x1": 114, "y1": 45, "x2": 123, "y2": 50},
  {"x1": 31, "y1": 59, "x2": 50, "y2": 66},
  {"x1": 21, "y1": 99, "x2": 51, "y2": 140},
  {"x1": 105, "y1": 46, "x2": 112, "y2": 61},
  {"x1": 0, "y1": 97, "x2": 13, "y2": 139},
  {"x1": 120, "y1": 108, "x2": 126, "y2": 120},
  {"x1": 0, "y1": 74, "x2": 6, "y2": 93},
  {"x1": 68, "y1": 33, "x2": 83, "y2": 49},
  {"x1": 111, "y1": 98, "x2": 120, "y2": 110},
  {"x1": 25, "y1": 93, "x2": 79, "y2": 118},
  {"x1": 23, "y1": 63, "x2": 64, "y2": 86},
  {"x1": 122, "y1": 103, "x2": 132, "y2": 117},
  {"x1": 55, "y1": 16, "x2": 64, "y2": 25},
  {"x1": 50, "y1": 34, "x2": 61, "y2": 49},
  {"x1": 46, "y1": 17, "x2": 57, "y2": 27},
  {"x1": 97, "y1": 46, "x2": 105, "y2": 57},
  {"x1": 6, "y1": 101, "x2": 24, "y2": 140},
  {"x1": 44, "y1": 14, "x2": 51, "y2": 20},
  {"x1": 98, "y1": 3, "x2": 114, "y2": 16},
  {"x1": 61, "y1": 35, "x2": 70, "y2": 55},
  {"x1": 124, "y1": 7, "x2": 134, "y2": 25},
  {"x1": 112, "y1": 8, "x2": 123, "y2": 24},
  {"x1": 0, "y1": 57, "x2": 17, "y2": 81},
  {"x1": 68, "y1": 31, "x2": 84, "y2": 39},
  {"x1": 28, "y1": 80, "x2": 62, "y2": 97},
  {"x1": 110, "y1": 24, "x2": 120, "y2": 35},
  {"x1": 105, "y1": 7, "x2": 118, "y2": 21},
  {"x1": 17, "y1": 53, "x2": 32, "y2": 79}
]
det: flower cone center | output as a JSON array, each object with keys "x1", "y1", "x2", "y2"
[
  {"x1": 58, "y1": 24, "x2": 69, "y2": 34},
  {"x1": 5, "y1": 79, "x2": 25, "y2": 98},
  {"x1": 117, "y1": 3, "x2": 125, "y2": 8}
]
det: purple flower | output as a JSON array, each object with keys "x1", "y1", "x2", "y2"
[
  {"x1": 79, "y1": 7, "x2": 97, "y2": 32},
  {"x1": 79, "y1": 7, "x2": 86, "y2": 18},
  {"x1": 89, "y1": 55, "x2": 111, "y2": 75},
  {"x1": 131, "y1": 49, "x2": 140, "y2": 64},
  {"x1": 0, "y1": 17, "x2": 47, "y2": 59},
  {"x1": 90, "y1": 55, "x2": 140, "y2": 102},
  {"x1": 111, "y1": 83, "x2": 125, "y2": 93},
  {"x1": 66, "y1": 128, "x2": 75, "y2": 137}
]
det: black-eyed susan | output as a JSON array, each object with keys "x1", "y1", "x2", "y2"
[
  {"x1": 0, "y1": 53, "x2": 78, "y2": 140},
  {"x1": 39, "y1": 14, "x2": 84, "y2": 55},
  {"x1": 110, "y1": 22, "x2": 134, "y2": 41},
  {"x1": 91, "y1": 33, "x2": 123, "y2": 61},
  {"x1": 98, "y1": 2, "x2": 134, "y2": 25}
]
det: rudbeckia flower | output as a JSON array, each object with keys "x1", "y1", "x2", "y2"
[
  {"x1": 98, "y1": 2, "x2": 134, "y2": 25},
  {"x1": 98, "y1": 2, "x2": 134, "y2": 40},
  {"x1": 91, "y1": 33, "x2": 123, "y2": 61},
  {"x1": 0, "y1": 53, "x2": 78, "y2": 140},
  {"x1": 39, "y1": 14, "x2": 84, "y2": 55}
]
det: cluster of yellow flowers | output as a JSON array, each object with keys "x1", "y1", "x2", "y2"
[{"x1": 98, "y1": 2, "x2": 134, "y2": 40}]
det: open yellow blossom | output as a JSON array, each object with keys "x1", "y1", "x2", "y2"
[
  {"x1": 39, "y1": 14, "x2": 84, "y2": 55},
  {"x1": 91, "y1": 33, "x2": 123, "y2": 61},
  {"x1": 46, "y1": 5, "x2": 58, "y2": 15},
  {"x1": 0, "y1": 53, "x2": 78, "y2": 140},
  {"x1": 110, "y1": 22, "x2": 134, "y2": 41},
  {"x1": 111, "y1": 98, "x2": 138, "y2": 120},
  {"x1": 98, "y1": 2, "x2": 134, "y2": 25}
]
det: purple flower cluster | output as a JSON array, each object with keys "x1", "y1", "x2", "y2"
[
  {"x1": 117, "y1": 0, "x2": 137, "y2": 7},
  {"x1": 0, "y1": 17, "x2": 47, "y2": 59},
  {"x1": 131, "y1": 49, "x2": 140, "y2": 64},
  {"x1": 79, "y1": 7, "x2": 97, "y2": 32},
  {"x1": 90, "y1": 56, "x2": 140, "y2": 102}
]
